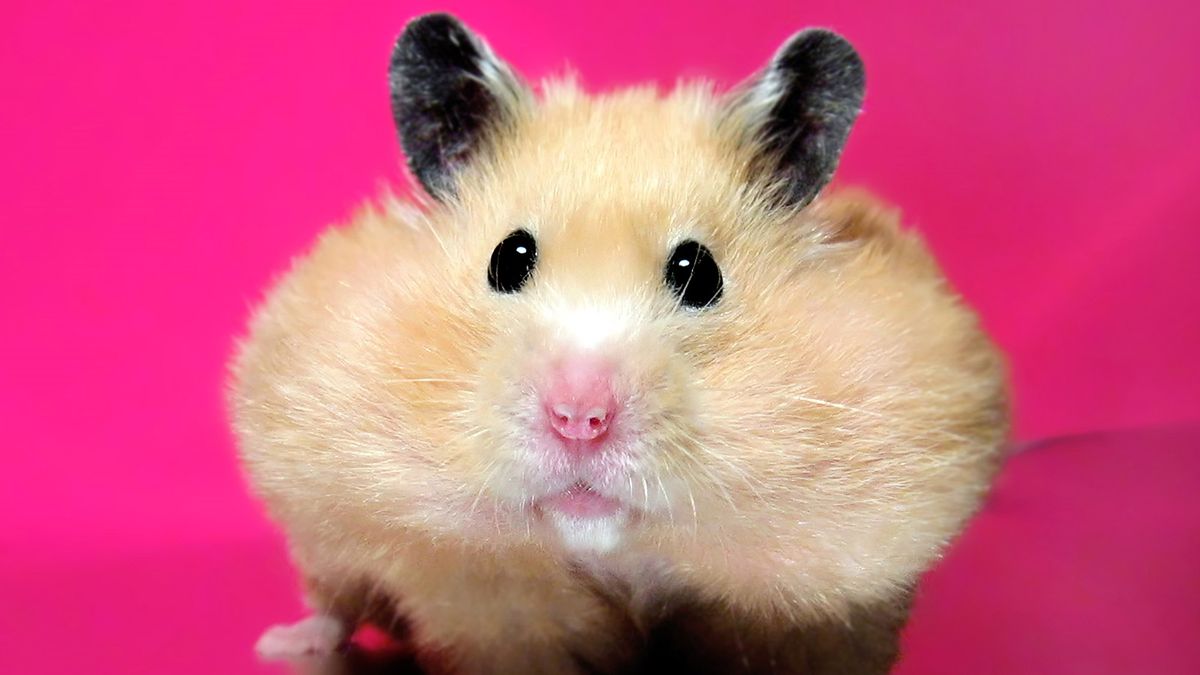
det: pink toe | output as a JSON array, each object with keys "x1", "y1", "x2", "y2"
[{"x1": 255, "y1": 615, "x2": 347, "y2": 660}]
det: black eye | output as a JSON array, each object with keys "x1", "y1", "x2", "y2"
[
  {"x1": 665, "y1": 240, "x2": 723, "y2": 309},
  {"x1": 488, "y1": 229, "x2": 538, "y2": 293}
]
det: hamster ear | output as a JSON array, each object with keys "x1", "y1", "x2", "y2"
[
  {"x1": 727, "y1": 29, "x2": 865, "y2": 209},
  {"x1": 389, "y1": 14, "x2": 529, "y2": 200}
]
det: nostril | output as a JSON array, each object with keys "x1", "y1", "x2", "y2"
[
  {"x1": 542, "y1": 356, "x2": 619, "y2": 444},
  {"x1": 551, "y1": 404, "x2": 573, "y2": 427},
  {"x1": 546, "y1": 401, "x2": 614, "y2": 442}
]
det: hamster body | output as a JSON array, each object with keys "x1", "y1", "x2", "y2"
[{"x1": 231, "y1": 14, "x2": 1007, "y2": 674}]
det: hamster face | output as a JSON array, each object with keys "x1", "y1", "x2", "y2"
[
  {"x1": 231, "y1": 16, "x2": 1006, "y2": 605},
  {"x1": 451, "y1": 92, "x2": 763, "y2": 553}
]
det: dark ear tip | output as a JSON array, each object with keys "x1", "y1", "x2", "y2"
[
  {"x1": 401, "y1": 12, "x2": 468, "y2": 40},
  {"x1": 781, "y1": 28, "x2": 862, "y2": 63},
  {"x1": 392, "y1": 13, "x2": 475, "y2": 64},
  {"x1": 776, "y1": 28, "x2": 866, "y2": 92},
  {"x1": 388, "y1": 13, "x2": 521, "y2": 201},
  {"x1": 740, "y1": 27, "x2": 867, "y2": 209}
]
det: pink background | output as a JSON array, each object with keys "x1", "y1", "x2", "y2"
[{"x1": 2, "y1": 0, "x2": 1198, "y2": 672}]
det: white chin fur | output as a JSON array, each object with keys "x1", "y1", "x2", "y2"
[{"x1": 547, "y1": 510, "x2": 628, "y2": 554}]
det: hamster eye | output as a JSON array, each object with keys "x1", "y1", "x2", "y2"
[
  {"x1": 488, "y1": 229, "x2": 538, "y2": 293},
  {"x1": 665, "y1": 240, "x2": 723, "y2": 309}
]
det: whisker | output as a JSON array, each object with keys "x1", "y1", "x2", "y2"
[
  {"x1": 686, "y1": 482, "x2": 700, "y2": 538},
  {"x1": 702, "y1": 384, "x2": 973, "y2": 443},
  {"x1": 664, "y1": 436, "x2": 740, "y2": 512},
  {"x1": 675, "y1": 427, "x2": 773, "y2": 500},
  {"x1": 420, "y1": 214, "x2": 452, "y2": 260},
  {"x1": 379, "y1": 377, "x2": 477, "y2": 385},
  {"x1": 468, "y1": 458, "x2": 502, "y2": 516},
  {"x1": 653, "y1": 470, "x2": 674, "y2": 527}
]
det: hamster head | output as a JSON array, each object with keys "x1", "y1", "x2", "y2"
[{"x1": 232, "y1": 14, "x2": 1006, "y2": 599}]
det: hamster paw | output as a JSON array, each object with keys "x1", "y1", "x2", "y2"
[{"x1": 255, "y1": 614, "x2": 348, "y2": 660}]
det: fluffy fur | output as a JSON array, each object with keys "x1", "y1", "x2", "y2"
[{"x1": 230, "y1": 22, "x2": 1007, "y2": 675}]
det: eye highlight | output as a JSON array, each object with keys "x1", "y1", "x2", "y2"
[
  {"x1": 665, "y1": 240, "x2": 723, "y2": 309},
  {"x1": 488, "y1": 229, "x2": 538, "y2": 293}
]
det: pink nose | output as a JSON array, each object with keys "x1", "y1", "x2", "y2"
[{"x1": 543, "y1": 356, "x2": 618, "y2": 442}]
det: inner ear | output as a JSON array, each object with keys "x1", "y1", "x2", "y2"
[
  {"x1": 389, "y1": 14, "x2": 530, "y2": 200},
  {"x1": 726, "y1": 29, "x2": 866, "y2": 209}
]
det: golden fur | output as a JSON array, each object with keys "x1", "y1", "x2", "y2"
[{"x1": 230, "y1": 80, "x2": 1007, "y2": 673}]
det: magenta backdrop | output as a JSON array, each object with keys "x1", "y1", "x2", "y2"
[{"x1": 2, "y1": 0, "x2": 1199, "y2": 670}]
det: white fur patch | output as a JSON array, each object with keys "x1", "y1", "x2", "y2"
[
  {"x1": 548, "y1": 510, "x2": 628, "y2": 554},
  {"x1": 543, "y1": 302, "x2": 633, "y2": 351}
]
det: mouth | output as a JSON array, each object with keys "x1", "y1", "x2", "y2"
[{"x1": 536, "y1": 481, "x2": 623, "y2": 518}]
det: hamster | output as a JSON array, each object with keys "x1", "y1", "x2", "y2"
[{"x1": 230, "y1": 13, "x2": 1007, "y2": 675}]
